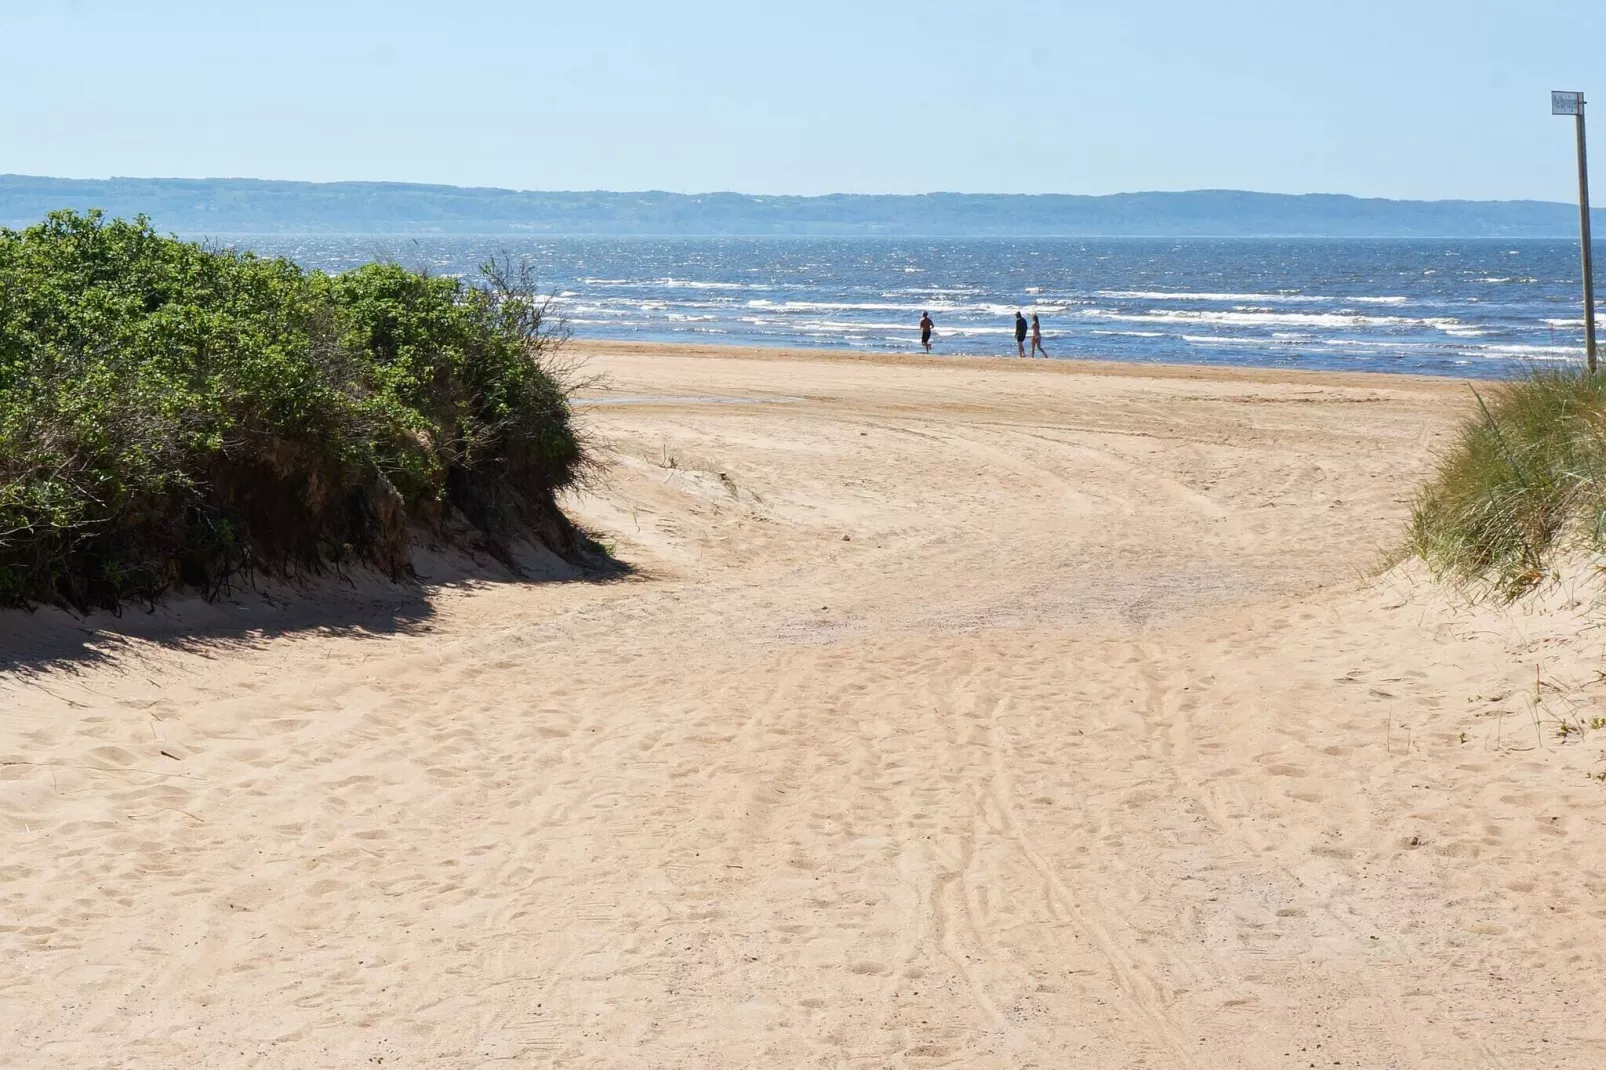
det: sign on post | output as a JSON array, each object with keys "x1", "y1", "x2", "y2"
[{"x1": 1554, "y1": 90, "x2": 1584, "y2": 116}]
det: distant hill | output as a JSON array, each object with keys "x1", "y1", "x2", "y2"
[{"x1": 1, "y1": 175, "x2": 1600, "y2": 237}]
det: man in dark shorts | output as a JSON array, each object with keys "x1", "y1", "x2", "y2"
[
  {"x1": 919, "y1": 311, "x2": 934, "y2": 353},
  {"x1": 1014, "y1": 311, "x2": 1028, "y2": 357}
]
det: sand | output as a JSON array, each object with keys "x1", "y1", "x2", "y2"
[{"x1": 3, "y1": 342, "x2": 1605, "y2": 1068}]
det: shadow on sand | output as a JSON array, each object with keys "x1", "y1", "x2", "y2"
[{"x1": 0, "y1": 540, "x2": 633, "y2": 678}]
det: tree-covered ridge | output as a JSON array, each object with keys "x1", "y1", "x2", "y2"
[
  {"x1": 1, "y1": 175, "x2": 1599, "y2": 236},
  {"x1": 0, "y1": 211, "x2": 586, "y2": 610}
]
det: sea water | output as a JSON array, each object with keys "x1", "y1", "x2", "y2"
[{"x1": 226, "y1": 236, "x2": 1601, "y2": 379}]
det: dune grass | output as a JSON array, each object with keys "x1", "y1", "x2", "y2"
[
  {"x1": 1410, "y1": 366, "x2": 1606, "y2": 599},
  {"x1": 0, "y1": 210, "x2": 587, "y2": 611}
]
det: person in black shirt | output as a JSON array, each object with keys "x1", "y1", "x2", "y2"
[{"x1": 1014, "y1": 311, "x2": 1028, "y2": 357}]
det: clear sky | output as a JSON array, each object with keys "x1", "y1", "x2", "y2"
[{"x1": 2, "y1": 1, "x2": 1601, "y2": 201}]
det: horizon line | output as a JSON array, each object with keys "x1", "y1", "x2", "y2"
[{"x1": 0, "y1": 174, "x2": 1581, "y2": 209}]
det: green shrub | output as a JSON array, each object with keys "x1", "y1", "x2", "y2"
[
  {"x1": 1410, "y1": 366, "x2": 1606, "y2": 599},
  {"x1": 0, "y1": 210, "x2": 585, "y2": 610}
]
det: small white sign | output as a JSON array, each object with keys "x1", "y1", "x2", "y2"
[{"x1": 1553, "y1": 90, "x2": 1583, "y2": 116}]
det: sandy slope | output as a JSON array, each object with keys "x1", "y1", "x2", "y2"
[{"x1": 3, "y1": 344, "x2": 1605, "y2": 1068}]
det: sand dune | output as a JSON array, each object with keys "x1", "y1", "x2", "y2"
[{"x1": 4, "y1": 343, "x2": 1605, "y2": 1067}]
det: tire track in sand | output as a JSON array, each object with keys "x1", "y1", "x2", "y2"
[{"x1": 972, "y1": 686, "x2": 1203, "y2": 1068}]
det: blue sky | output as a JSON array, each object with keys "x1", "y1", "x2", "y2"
[{"x1": 1, "y1": 1, "x2": 1601, "y2": 200}]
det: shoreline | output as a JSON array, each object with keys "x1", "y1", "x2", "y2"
[{"x1": 568, "y1": 337, "x2": 1479, "y2": 391}]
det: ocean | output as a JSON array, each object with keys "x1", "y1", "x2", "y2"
[{"x1": 227, "y1": 235, "x2": 1601, "y2": 379}]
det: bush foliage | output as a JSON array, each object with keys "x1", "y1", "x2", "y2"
[
  {"x1": 1410, "y1": 366, "x2": 1606, "y2": 599},
  {"x1": 0, "y1": 210, "x2": 584, "y2": 610}
]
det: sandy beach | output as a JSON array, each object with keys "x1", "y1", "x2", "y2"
[{"x1": 4, "y1": 342, "x2": 1605, "y2": 1067}]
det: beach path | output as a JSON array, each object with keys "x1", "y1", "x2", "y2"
[{"x1": 4, "y1": 344, "x2": 1604, "y2": 1068}]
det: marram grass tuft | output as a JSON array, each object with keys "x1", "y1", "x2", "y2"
[{"x1": 1410, "y1": 366, "x2": 1606, "y2": 600}]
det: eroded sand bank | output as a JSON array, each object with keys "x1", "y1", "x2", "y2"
[{"x1": 3, "y1": 343, "x2": 1604, "y2": 1067}]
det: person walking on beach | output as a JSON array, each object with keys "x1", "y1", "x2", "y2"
[
  {"x1": 920, "y1": 310, "x2": 934, "y2": 353},
  {"x1": 1014, "y1": 311, "x2": 1029, "y2": 357},
  {"x1": 1030, "y1": 313, "x2": 1048, "y2": 358}
]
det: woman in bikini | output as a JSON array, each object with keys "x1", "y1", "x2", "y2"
[{"x1": 1030, "y1": 314, "x2": 1049, "y2": 358}]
